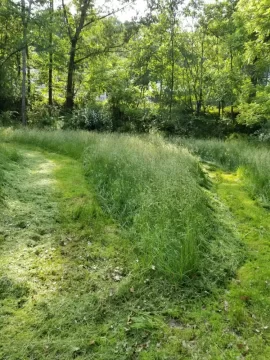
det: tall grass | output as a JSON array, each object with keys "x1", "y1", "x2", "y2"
[
  {"x1": 0, "y1": 128, "x2": 242, "y2": 281},
  {"x1": 0, "y1": 143, "x2": 21, "y2": 205},
  {"x1": 83, "y1": 136, "x2": 211, "y2": 278},
  {"x1": 176, "y1": 138, "x2": 270, "y2": 206}
]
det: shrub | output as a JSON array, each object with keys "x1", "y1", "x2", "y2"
[
  {"x1": 66, "y1": 105, "x2": 112, "y2": 131},
  {"x1": 0, "y1": 111, "x2": 18, "y2": 126},
  {"x1": 28, "y1": 105, "x2": 61, "y2": 129}
]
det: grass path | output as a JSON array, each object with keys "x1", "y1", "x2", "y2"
[
  {"x1": 0, "y1": 150, "x2": 60, "y2": 298},
  {"x1": 189, "y1": 164, "x2": 270, "y2": 359},
  {"x1": 0, "y1": 145, "x2": 134, "y2": 359},
  {"x1": 0, "y1": 145, "x2": 269, "y2": 359}
]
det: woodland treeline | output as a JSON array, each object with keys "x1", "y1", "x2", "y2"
[{"x1": 0, "y1": 0, "x2": 269, "y2": 136}]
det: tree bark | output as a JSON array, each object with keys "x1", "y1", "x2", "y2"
[
  {"x1": 230, "y1": 50, "x2": 234, "y2": 120},
  {"x1": 21, "y1": 0, "x2": 27, "y2": 125},
  {"x1": 65, "y1": 39, "x2": 77, "y2": 110},
  {"x1": 21, "y1": 0, "x2": 32, "y2": 125},
  {"x1": 26, "y1": 45, "x2": 31, "y2": 99},
  {"x1": 63, "y1": 0, "x2": 92, "y2": 110},
  {"x1": 169, "y1": 10, "x2": 176, "y2": 121},
  {"x1": 197, "y1": 37, "x2": 204, "y2": 115},
  {"x1": 48, "y1": 0, "x2": 53, "y2": 109}
]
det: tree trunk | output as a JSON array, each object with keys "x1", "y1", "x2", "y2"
[
  {"x1": 26, "y1": 45, "x2": 31, "y2": 99},
  {"x1": 48, "y1": 0, "x2": 53, "y2": 109},
  {"x1": 230, "y1": 50, "x2": 234, "y2": 121},
  {"x1": 169, "y1": 8, "x2": 176, "y2": 121},
  {"x1": 221, "y1": 100, "x2": 224, "y2": 117},
  {"x1": 62, "y1": 0, "x2": 91, "y2": 110},
  {"x1": 197, "y1": 37, "x2": 204, "y2": 115},
  {"x1": 21, "y1": 0, "x2": 27, "y2": 125},
  {"x1": 16, "y1": 52, "x2": 21, "y2": 78},
  {"x1": 65, "y1": 39, "x2": 76, "y2": 110}
]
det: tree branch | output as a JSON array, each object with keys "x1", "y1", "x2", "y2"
[
  {"x1": 74, "y1": 43, "x2": 126, "y2": 64},
  {"x1": 0, "y1": 46, "x2": 24, "y2": 68},
  {"x1": 62, "y1": 0, "x2": 72, "y2": 40},
  {"x1": 82, "y1": 4, "x2": 128, "y2": 30}
]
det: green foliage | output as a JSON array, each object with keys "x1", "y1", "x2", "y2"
[
  {"x1": 0, "y1": 111, "x2": 18, "y2": 126},
  {"x1": 27, "y1": 105, "x2": 62, "y2": 128},
  {"x1": 237, "y1": 86, "x2": 270, "y2": 125},
  {"x1": 65, "y1": 105, "x2": 112, "y2": 131}
]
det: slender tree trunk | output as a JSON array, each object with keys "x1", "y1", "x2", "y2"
[
  {"x1": 230, "y1": 50, "x2": 234, "y2": 120},
  {"x1": 221, "y1": 100, "x2": 224, "y2": 117},
  {"x1": 65, "y1": 40, "x2": 76, "y2": 110},
  {"x1": 217, "y1": 36, "x2": 221, "y2": 119},
  {"x1": 21, "y1": 0, "x2": 27, "y2": 125},
  {"x1": 48, "y1": 0, "x2": 53, "y2": 109},
  {"x1": 26, "y1": 45, "x2": 31, "y2": 99},
  {"x1": 159, "y1": 79, "x2": 163, "y2": 103},
  {"x1": 16, "y1": 52, "x2": 21, "y2": 78},
  {"x1": 169, "y1": 9, "x2": 176, "y2": 121},
  {"x1": 196, "y1": 37, "x2": 204, "y2": 115},
  {"x1": 21, "y1": 0, "x2": 32, "y2": 125}
]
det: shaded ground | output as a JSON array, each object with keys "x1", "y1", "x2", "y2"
[{"x1": 0, "y1": 146, "x2": 269, "y2": 359}]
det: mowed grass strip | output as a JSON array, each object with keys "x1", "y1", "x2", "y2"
[{"x1": 176, "y1": 137, "x2": 270, "y2": 208}]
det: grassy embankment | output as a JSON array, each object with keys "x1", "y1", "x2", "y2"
[
  {"x1": 0, "y1": 128, "x2": 241, "y2": 283},
  {"x1": 176, "y1": 138, "x2": 270, "y2": 208},
  {"x1": 0, "y1": 129, "x2": 269, "y2": 358}
]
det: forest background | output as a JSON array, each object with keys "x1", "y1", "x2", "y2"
[{"x1": 0, "y1": 0, "x2": 270, "y2": 138}]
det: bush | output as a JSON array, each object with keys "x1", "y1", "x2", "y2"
[
  {"x1": 65, "y1": 105, "x2": 112, "y2": 131},
  {"x1": 0, "y1": 111, "x2": 18, "y2": 126},
  {"x1": 28, "y1": 105, "x2": 61, "y2": 129},
  {"x1": 253, "y1": 121, "x2": 270, "y2": 143}
]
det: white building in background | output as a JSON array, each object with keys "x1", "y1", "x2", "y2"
[{"x1": 96, "y1": 92, "x2": 108, "y2": 102}]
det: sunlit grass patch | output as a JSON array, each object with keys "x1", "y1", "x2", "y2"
[{"x1": 176, "y1": 137, "x2": 270, "y2": 207}]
